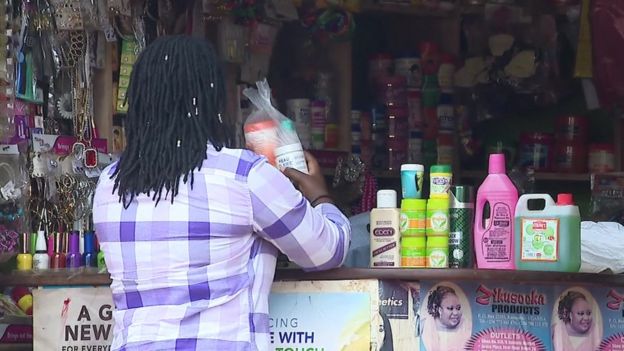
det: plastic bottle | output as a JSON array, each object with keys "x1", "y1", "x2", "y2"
[
  {"x1": 430, "y1": 165, "x2": 452, "y2": 199},
  {"x1": 50, "y1": 232, "x2": 66, "y2": 269},
  {"x1": 370, "y1": 190, "x2": 401, "y2": 268},
  {"x1": 66, "y1": 231, "x2": 81, "y2": 269},
  {"x1": 274, "y1": 120, "x2": 308, "y2": 174},
  {"x1": 514, "y1": 193, "x2": 581, "y2": 272},
  {"x1": 17, "y1": 233, "x2": 32, "y2": 271},
  {"x1": 474, "y1": 154, "x2": 518, "y2": 270},
  {"x1": 32, "y1": 230, "x2": 49, "y2": 270},
  {"x1": 449, "y1": 186, "x2": 475, "y2": 268},
  {"x1": 97, "y1": 250, "x2": 107, "y2": 271},
  {"x1": 83, "y1": 231, "x2": 98, "y2": 268}
]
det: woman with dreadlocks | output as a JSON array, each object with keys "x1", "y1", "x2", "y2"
[{"x1": 93, "y1": 35, "x2": 351, "y2": 351}]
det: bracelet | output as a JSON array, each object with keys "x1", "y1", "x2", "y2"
[{"x1": 311, "y1": 195, "x2": 333, "y2": 207}]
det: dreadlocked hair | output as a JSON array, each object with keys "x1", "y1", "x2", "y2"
[{"x1": 112, "y1": 35, "x2": 233, "y2": 208}]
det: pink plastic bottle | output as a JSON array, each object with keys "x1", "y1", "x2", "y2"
[{"x1": 474, "y1": 154, "x2": 519, "y2": 270}]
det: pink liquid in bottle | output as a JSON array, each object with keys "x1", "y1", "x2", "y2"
[{"x1": 474, "y1": 154, "x2": 519, "y2": 270}]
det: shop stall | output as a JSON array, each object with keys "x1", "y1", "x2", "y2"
[{"x1": 0, "y1": 0, "x2": 623, "y2": 350}]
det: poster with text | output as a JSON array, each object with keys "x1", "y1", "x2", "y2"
[
  {"x1": 269, "y1": 292, "x2": 371, "y2": 351},
  {"x1": 595, "y1": 286, "x2": 624, "y2": 351},
  {"x1": 33, "y1": 287, "x2": 114, "y2": 351},
  {"x1": 419, "y1": 280, "x2": 554, "y2": 351}
]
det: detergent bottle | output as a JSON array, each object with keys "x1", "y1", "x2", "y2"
[
  {"x1": 474, "y1": 154, "x2": 518, "y2": 269},
  {"x1": 514, "y1": 193, "x2": 581, "y2": 272}
]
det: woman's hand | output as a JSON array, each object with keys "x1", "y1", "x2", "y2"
[{"x1": 283, "y1": 152, "x2": 333, "y2": 206}]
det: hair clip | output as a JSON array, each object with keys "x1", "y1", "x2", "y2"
[
  {"x1": 218, "y1": 113, "x2": 223, "y2": 123},
  {"x1": 176, "y1": 140, "x2": 181, "y2": 147}
]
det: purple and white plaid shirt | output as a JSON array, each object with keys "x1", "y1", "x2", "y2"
[{"x1": 93, "y1": 146, "x2": 351, "y2": 351}]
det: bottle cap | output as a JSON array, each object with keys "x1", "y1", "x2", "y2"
[
  {"x1": 35, "y1": 230, "x2": 47, "y2": 252},
  {"x1": 401, "y1": 199, "x2": 427, "y2": 210},
  {"x1": 431, "y1": 165, "x2": 452, "y2": 173},
  {"x1": 450, "y1": 186, "x2": 475, "y2": 208},
  {"x1": 84, "y1": 231, "x2": 96, "y2": 253},
  {"x1": 20, "y1": 233, "x2": 29, "y2": 254},
  {"x1": 401, "y1": 164, "x2": 424, "y2": 172},
  {"x1": 377, "y1": 190, "x2": 397, "y2": 208},
  {"x1": 402, "y1": 236, "x2": 426, "y2": 247},
  {"x1": 557, "y1": 193, "x2": 574, "y2": 206},
  {"x1": 488, "y1": 153, "x2": 506, "y2": 174},
  {"x1": 69, "y1": 231, "x2": 80, "y2": 254},
  {"x1": 280, "y1": 119, "x2": 296, "y2": 133}
]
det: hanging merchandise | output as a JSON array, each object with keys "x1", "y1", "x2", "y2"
[{"x1": 116, "y1": 39, "x2": 138, "y2": 113}]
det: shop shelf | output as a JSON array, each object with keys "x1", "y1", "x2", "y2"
[
  {"x1": 2, "y1": 269, "x2": 622, "y2": 287},
  {"x1": 0, "y1": 270, "x2": 111, "y2": 287},
  {"x1": 275, "y1": 268, "x2": 624, "y2": 286},
  {"x1": 460, "y1": 170, "x2": 591, "y2": 182}
]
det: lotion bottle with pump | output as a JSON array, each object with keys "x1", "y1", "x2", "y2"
[{"x1": 370, "y1": 190, "x2": 401, "y2": 268}]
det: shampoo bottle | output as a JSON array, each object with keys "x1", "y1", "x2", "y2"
[
  {"x1": 474, "y1": 154, "x2": 518, "y2": 269},
  {"x1": 33, "y1": 230, "x2": 49, "y2": 270},
  {"x1": 370, "y1": 190, "x2": 401, "y2": 268}
]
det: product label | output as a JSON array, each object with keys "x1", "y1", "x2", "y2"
[
  {"x1": 520, "y1": 218, "x2": 559, "y2": 262},
  {"x1": 372, "y1": 224, "x2": 400, "y2": 267},
  {"x1": 482, "y1": 203, "x2": 513, "y2": 262},
  {"x1": 275, "y1": 150, "x2": 308, "y2": 174},
  {"x1": 400, "y1": 211, "x2": 426, "y2": 235},
  {"x1": 449, "y1": 208, "x2": 474, "y2": 268},
  {"x1": 430, "y1": 175, "x2": 452, "y2": 197},
  {"x1": 437, "y1": 104, "x2": 454, "y2": 131},
  {"x1": 401, "y1": 247, "x2": 426, "y2": 267},
  {"x1": 427, "y1": 210, "x2": 449, "y2": 235},
  {"x1": 427, "y1": 248, "x2": 448, "y2": 268}
]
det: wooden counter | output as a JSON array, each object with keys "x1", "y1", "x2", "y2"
[{"x1": 1, "y1": 268, "x2": 623, "y2": 287}]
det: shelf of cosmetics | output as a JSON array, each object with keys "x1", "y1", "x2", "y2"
[
  {"x1": 12, "y1": 231, "x2": 106, "y2": 272},
  {"x1": 371, "y1": 153, "x2": 582, "y2": 272}
]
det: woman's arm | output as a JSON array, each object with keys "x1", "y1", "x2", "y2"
[{"x1": 248, "y1": 155, "x2": 351, "y2": 271}]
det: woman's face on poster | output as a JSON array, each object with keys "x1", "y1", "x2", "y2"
[
  {"x1": 438, "y1": 293, "x2": 462, "y2": 329},
  {"x1": 569, "y1": 297, "x2": 592, "y2": 334}
]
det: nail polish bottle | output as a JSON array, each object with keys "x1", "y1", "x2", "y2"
[
  {"x1": 16, "y1": 233, "x2": 32, "y2": 271},
  {"x1": 66, "y1": 231, "x2": 81, "y2": 269},
  {"x1": 33, "y1": 230, "x2": 49, "y2": 270},
  {"x1": 83, "y1": 231, "x2": 97, "y2": 268},
  {"x1": 97, "y1": 250, "x2": 107, "y2": 271},
  {"x1": 47, "y1": 232, "x2": 54, "y2": 258},
  {"x1": 50, "y1": 233, "x2": 66, "y2": 269}
]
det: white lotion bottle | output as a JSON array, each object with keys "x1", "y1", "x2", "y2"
[{"x1": 370, "y1": 190, "x2": 401, "y2": 268}]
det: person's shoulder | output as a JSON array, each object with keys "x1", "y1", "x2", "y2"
[{"x1": 206, "y1": 146, "x2": 268, "y2": 178}]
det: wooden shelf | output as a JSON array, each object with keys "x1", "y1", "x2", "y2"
[
  {"x1": 0, "y1": 270, "x2": 112, "y2": 287},
  {"x1": 276, "y1": 268, "x2": 624, "y2": 286},
  {"x1": 3, "y1": 268, "x2": 622, "y2": 287},
  {"x1": 460, "y1": 170, "x2": 591, "y2": 182}
]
